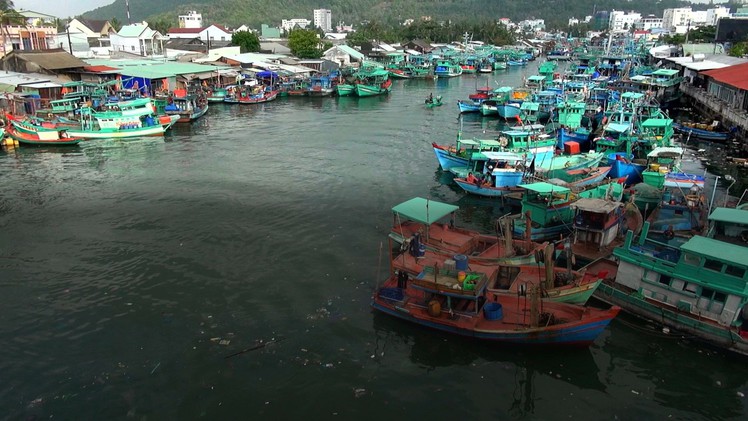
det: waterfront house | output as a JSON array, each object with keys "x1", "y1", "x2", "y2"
[
  {"x1": 0, "y1": 10, "x2": 57, "y2": 57},
  {"x1": 110, "y1": 23, "x2": 164, "y2": 57},
  {"x1": 701, "y1": 62, "x2": 748, "y2": 115},
  {"x1": 167, "y1": 24, "x2": 233, "y2": 44},
  {"x1": 0, "y1": 49, "x2": 88, "y2": 79},
  {"x1": 65, "y1": 18, "x2": 115, "y2": 47},
  {"x1": 403, "y1": 39, "x2": 433, "y2": 54},
  {"x1": 322, "y1": 44, "x2": 364, "y2": 67}
]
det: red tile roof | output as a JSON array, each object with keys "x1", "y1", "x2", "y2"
[
  {"x1": 84, "y1": 65, "x2": 119, "y2": 72},
  {"x1": 212, "y1": 24, "x2": 230, "y2": 32},
  {"x1": 168, "y1": 27, "x2": 202, "y2": 34},
  {"x1": 701, "y1": 62, "x2": 748, "y2": 91}
]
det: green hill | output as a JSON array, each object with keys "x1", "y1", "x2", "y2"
[{"x1": 83, "y1": 0, "x2": 691, "y2": 30}]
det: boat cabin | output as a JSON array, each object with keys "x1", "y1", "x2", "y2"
[
  {"x1": 525, "y1": 75, "x2": 546, "y2": 90},
  {"x1": 614, "y1": 230, "x2": 748, "y2": 332},
  {"x1": 519, "y1": 182, "x2": 573, "y2": 227},
  {"x1": 650, "y1": 69, "x2": 682, "y2": 87},
  {"x1": 571, "y1": 198, "x2": 623, "y2": 259},
  {"x1": 707, "y1": 207, "x2": 748, "y2": 245}
]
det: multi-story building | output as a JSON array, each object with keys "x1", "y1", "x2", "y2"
[
  {"x1": 179, "y1": 11, "x2": 203, "y2": 29},
  {"x1": 313, "y1": 9, "x2": 332, "y2": 32},
  {"x1": 663, "y1": 7, "x2": 692, "y2": 32},
  {"x1": 608, "y1": 10, "x2": 642, "y2": 32},
  {"x1": 0, "y1": 10, "x2": 57, "y2": 57},
  {"x1": 281, "y1": 19, "x2": 312, "y2": 32},
  {"x1": 636, "y1": 15, "x2": 663, "y2": 31},
  {"x1": 707, "y1": 6, "x2": 731, "y2": 26}
]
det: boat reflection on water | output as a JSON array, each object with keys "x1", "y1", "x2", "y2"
[{"x1": 371, "y1": 312, "x2": 607, "y2": 396}]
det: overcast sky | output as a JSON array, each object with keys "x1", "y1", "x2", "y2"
[{"x1": 15, "y1": 0, "x2": 115, "y2": 18}]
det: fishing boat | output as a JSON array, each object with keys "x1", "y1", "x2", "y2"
[
  {"x1": 672, "y1": 122, "x2": 731, "y2": 142},
  {"x1": 567, "y1": 197, "x2": 625, "y2": 264},
  {"x1": 453, "y1": 152, "x2": 526, "y2": 197},
  {"x1": 5, "y1": 125, "x2": 82, "y2": 146},
  {"x1": 372, "y1": 267, "x2": 619, "y2": 345},
  {"x1": 457, "y1": 100, "x2": 482, "y2": 113},
  {"x1": 306, "y1": 75, "x2": 335, "y2": 97},
  {"x1": 512, "y1": 182, "x2": 575, "y2": 241},
  {"x1": 433, "y1": 60, "x2": 463, "y2": 78},
  {"x1": 164, "y1": 93, "x2": 209, "y2": 123},
  {"x1": 15, "y1": 98, "x2": 179, "y2": 139},
  {"x1": 586, "y1": 216, "x2": 748, "y2": 356},
  {"x1": 391, "y1": 241, "x2": 603, "y2": 305},
  {"x1": 206, "y1": 86, "x2": 229, "y2": 102},
  {"x1": 389, "y1": 197, "x2": 541, "y2": 265},
  {"x1": 543, "y1": 166, "x2": 612, "y2": 189},
  {"x1": 556, "y1": 101, "x2": 592, "y2": 150},
  {"x1": 425, "y1": 95, "x2": 443, "y2": 108},
  {"x1": 226, "y1": 88, "x2": 279, "y2": 104},
  {"x1": 355, "y1": 68, "x2": 392, "y2": 97}
]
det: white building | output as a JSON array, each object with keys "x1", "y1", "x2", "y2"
[
  {"x1": 690, "y1": 10, "x2": 708, "y2": 26},
  {"x1": 568, "y1": 17, "x2": 580, "y2": 26},
  {"x1": 608, "y1": 10, "x2": 642, "y2": 32},
  {"x1": 707, "y1": 6, "x2": 731, "y2": 26},
  {"x1": 518, "y1": 19, "x2": 545, "y2": 32},
  {"x1": 281, "y1": 18, "x2": 312, "y2": 32},
  {"x1": 167, "y1": 24, "x2": 233, "y2": 42},
  {"x1": 663, "y1": 8, "x2": 692, "y2": 32},
  {"x1": 313, "y1": 9, "x2": 332, "y2": 32},
  {"x1": 179, "y1": 11, "x2": 203, "y2": 29},
  {"x1": 636, "y1": 15, "x2": 663, "y2": 31},
  {"x1": 110, "y1": 23, "x2": 163, "y2": 56}
]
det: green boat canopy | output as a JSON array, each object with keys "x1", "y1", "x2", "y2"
[
  {"x1": 518, "y1": 182, "x2": 571, "y2": 194},
  {"x1": 681, "y1": 236, "x2": 748, "y2": 269},
  {"x1": 708, "y1": 208, "x2": 748, "y2": 225},
  {"x1": 392, "y1": 197, "x2": 459, "y2": 225},
  {"x1": 641, "y1": 118, "x2": 674, "y2": 128},
  {"x1": 652, "y1": 69, "x2": 679, "y2": 76},
  {"x1": 520, "y1": 102, "x2": 540, "y2": 111}
]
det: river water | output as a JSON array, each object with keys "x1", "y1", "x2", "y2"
[{"x1": 1, "y1": 63, "x2": 747, "y2": 420}]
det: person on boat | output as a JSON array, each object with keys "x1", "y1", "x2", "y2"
[
  {"x1": 426, "y1": 93, "x2": 433, "y2": 104},
  {"x1": 397, "y1": 270, "x2": 408, "y2": 289},
  {"x1": 466, "y1": 172, "x2": 478, "y2": 184}
]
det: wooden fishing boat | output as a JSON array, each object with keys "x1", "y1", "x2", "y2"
[
  {"x1": 457, "y1": 100, "x2": 482, "y2": 113},
  {"x1": 391, "y1": 239, "x2": 602, "y2": 304},
  {"x1": 227, "y1": 89, "x2": 279, "y2": 104},
  {"x1": 12, "y1": 98, "x2": 179, "y2": 139},
  {"x1": 672, "y1": 122, "x2": 731, "y2": 142},
  {"x1": 389, "y1": 197, "x2": 542, "y2": 265},
  {"x1": 512, "y1": 182, "x2": 575, "y2": 241},
  {"x1": 6, "y1": 126, "x2": 83, "y2": 146},
  {"x1": 372, "y1": 268, "x2": 619, "y2": 345},
  {"x1": 425, "y1": 95, "x2": 443, "y2": 108},
  {"x1": 164, "y1": 93, "x2": 209, "y2": 123},
  {"x1": 355, "y1": 69, "x2": 392, "y2": 97},
  {"x1": 543, "y1": 166, "x2": 612, "y2": 189},
  {"x1": 206, "y1": 87, "x2": 228, "y2": 102},
  {"x1": 452, "y1": 151, "x2": 526, "y2": 197},
  {"x1": 586, "y1": 214, "x2": 748, "y2": 356},
  {"x1": 433, "y1": 60, "x2": 463, "y2": 78}
]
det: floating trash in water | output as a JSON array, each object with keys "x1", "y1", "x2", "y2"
[
  {"x1": 737, "y1": 391, "x2": 745, "y2": 398},
  {"x1": 219, "y1": 339, "x2": 231, "y2": 346},
  {"x1": 354, "y1": 388, "x2": 366, "y2": 398}
]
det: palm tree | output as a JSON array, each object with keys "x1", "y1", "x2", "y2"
[{"x1": 1, "y1": 1, "x2": 26, "y2": 59}]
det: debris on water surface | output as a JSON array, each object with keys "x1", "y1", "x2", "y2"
[
  {"x1": 631, "y1": 390, "x2": 640, "y2": 395},
  {"x1": 737, "y1": 391, "x2": 745, "y2": 398},
  {"x1": 354, "y1": 388, "x2": 366, "y2": 398},
  {"x1": 219, "y1": 339, "x2": 231, "y2": 346}
]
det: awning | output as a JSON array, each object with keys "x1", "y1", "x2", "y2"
[{"x1": 21, "y1": 82, "x2": 62, "y2": 88}]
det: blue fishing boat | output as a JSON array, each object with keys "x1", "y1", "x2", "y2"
[
  {"x1": 453, "y1": 151, "x2": 526, "y2": 197},
  {"x1": 672, "y1": 122, "x2": 731, "y2": 142},
  {"x1": 457, "y1": 100, "x2": 482, "y2": 113}
]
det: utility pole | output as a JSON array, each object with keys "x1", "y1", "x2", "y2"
[
  {"x1": 125, "y1": 0, "x2": 132, "y2": 24},
  {"x1": 66, "y1": 24, "x2": 73, "y2": 54}
]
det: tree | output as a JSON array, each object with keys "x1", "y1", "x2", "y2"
[
  {"x1": 729, "y1": 41, "x2": 748, "y2": 58},
  {"x1": 231, "y1": 30, "x2": 260, "y2": 53},
  {"x1": 110, "y1": 17, "x2": 122, "y2": 32},
  {"x1": 0, "y1": 4, "x2": 24, "y2": 58},
  {"x1": 147, "y1": 18, "x2": 175, "y2": 35},
  {"x1": 288, "y1": 28, "x2": 323, "y2": 59}
]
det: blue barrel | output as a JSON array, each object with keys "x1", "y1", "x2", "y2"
[
  {"x1": 483, "y1": 302, "x2": 503, "y2": 320},
  {"x1": 454, "y1": 254, "x2": 468, "y2": 271}
]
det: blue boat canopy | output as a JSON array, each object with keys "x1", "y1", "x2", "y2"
[
  {"x1": 392, "y1": 197, "x2": 459, "y2": 224},
  {"x1": 256, "y1": 71, "x2": 279, "y2": 78}
]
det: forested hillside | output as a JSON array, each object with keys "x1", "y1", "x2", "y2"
[{"x1": 84, "y1": 0, "x2": 692, "y2": 30}]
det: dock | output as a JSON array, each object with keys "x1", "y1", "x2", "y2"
[{"x1": 679, "y1": 82, "x2": 748, "y2": 142}]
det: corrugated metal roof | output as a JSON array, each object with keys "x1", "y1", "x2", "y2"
[
  {"x1": 702, "y1": 62, "x2": 748, "y2": 90},
  {"x1": 84, "y1": 59, "x2": 230, "y2": 79},
  {"x1": 118, "y1": 24, "x2": 148, "y2": 37},
  {"x1": 4, "y1": 50, "x2": 87, "y2": 70},
  {"x1": 332, "y1": 45, "x2": 364, "y2": 60}
]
